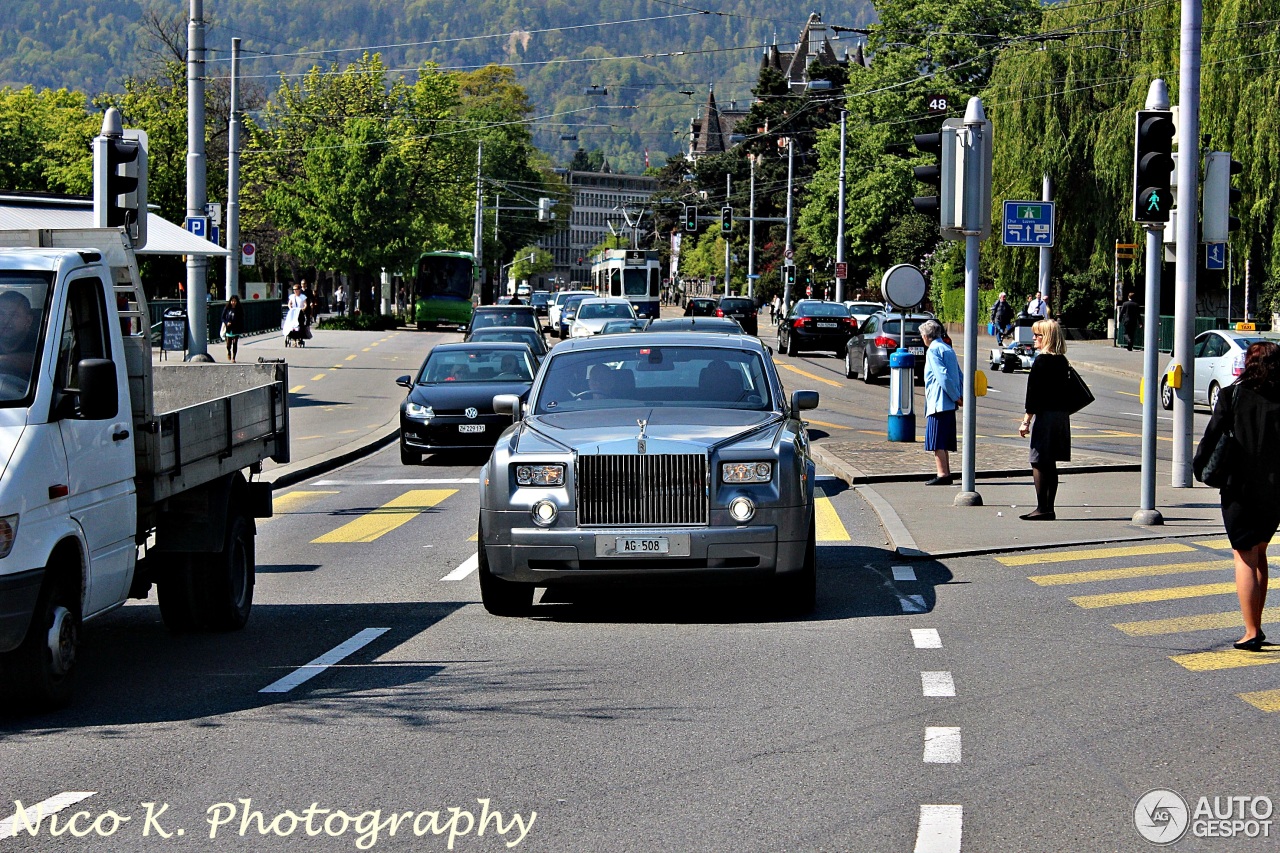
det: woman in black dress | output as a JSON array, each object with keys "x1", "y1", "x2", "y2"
[
  {"x1": 1017, "y1": 319, "x2": 1071, "y2": 520},
  {"x1": 1194, "y1": 340, "x2": 1280, "y2": 651},
  {"x1": 220, "y1": 295, "x2": 245, "y2": 363}
]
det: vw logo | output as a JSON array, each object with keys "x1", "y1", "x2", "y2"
[{"x1": 464, "y1": 407, "x2": 479, "y2": 419}]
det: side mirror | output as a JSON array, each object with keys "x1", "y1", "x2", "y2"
[
  {"x1": 395, "y1": 374, "x2": 413, "y2": 389},
  {"x1": 493, "y1": 394, "x2": 522, "y2": 421},
  {"x1": 791, "y1": 390, "x2": 819, "y2": 412},
  {"x1": 459, "y1": 326, "x2": 469, "y2": 334},
  {"x1": 764, "y1": 344, "x2": 774, "y2": 356},
  {"x1": 76, "y1": 358, "x2": 119, "y2": 420}
]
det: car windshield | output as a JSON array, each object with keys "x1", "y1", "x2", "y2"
[
  {"x1": 418, "y1": 348, "x2": 533, "y2": 383},
  {"x1": 796, "y1": 302, "x2": 850, "y2": 317},
  {"x1": 874, "y1": 319, "x2": 927, "y2": 336},
  {"x1": 579, "y1": 302, "x2": 635, "y2": 320},
  {"x1": 534, "y1": 345, "x2": 771, "y2": 413},
  {"x1": 471, "y1": 309, "x2": 533, "y2": 330},
  {"x1": 847, "y1": 302, "x2": 882, "y2": 314},
  {"x1": 601, "y1": 320, "x2": 645, "y2": 333},
  {"x1": 468, "y1": 328, "x2": 542, "y2": 350},
  {"x1": 563, "y1": 297, "x2": 587, "y2": 314},
  {"x1": 0, "y1": 271, "x2": 51, "y2": 404},
  {"x1": 531, "y1": 292, "x2": 550, "y2": 306}
]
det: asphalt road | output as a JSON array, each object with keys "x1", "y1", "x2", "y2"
[{"x1": 3, "y1": 322, "x2": 1271, "y2": 852}]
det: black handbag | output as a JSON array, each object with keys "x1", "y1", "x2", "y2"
[
  {"x1": 1194, "y1": 429, "x2": 1233, "y2": 489},
  {"x1": 1063, "y1": 363, "x2": 1095, "y2": 414}
]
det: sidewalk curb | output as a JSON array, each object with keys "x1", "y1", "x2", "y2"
[
  {"x1": 853, "y1": 485, "x2": 926, "y2": 559},
  {"x1": 1068, "y1": 357, "x2": 1142, "y2": 382},
  {"x1": 266, "y1": 419, "x2": 401, "y2": 489},
  {"x1": 809, "y1": 443, "x2": 1140, "y2": 486}
]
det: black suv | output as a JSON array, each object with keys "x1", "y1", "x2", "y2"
[{"x1": 717, "y1": 297, "x2": 758, "y2": 335}]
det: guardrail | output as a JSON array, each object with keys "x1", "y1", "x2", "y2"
[{"x1": 148, "y1": 299, "x2": 283, "y2": 344}]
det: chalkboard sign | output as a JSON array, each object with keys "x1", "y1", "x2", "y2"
[{"x1": 161, "y1": 317, "x2": 187, "y2": 353}]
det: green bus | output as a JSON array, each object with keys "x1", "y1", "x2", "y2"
[{"x1": 413, "y1": 251, "x2": 476, "y2": 329}]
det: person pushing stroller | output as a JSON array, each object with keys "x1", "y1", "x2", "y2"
[{"x1": 990, "y1": 291, "x2": 1015, "y2": 347}]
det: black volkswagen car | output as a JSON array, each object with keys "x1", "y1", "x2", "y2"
[
  {"x1": 463, "y1": 325, "x2": 548, "y2": 360},
  {"x1": 683, "y1": 297, "x2": 719, "y2": 317},
  {"x1": 397, "y1": 342, "x2": 537, "y2": 464},
  {"x1": 777, "y1": 300, "x2": 857, "y2": 356},
  {"x1": 468, "y1": 305, "x2": 540, "y2": 334},
  {"x1": 717, "y1": 296, "x2": 758, "y2": 335}
]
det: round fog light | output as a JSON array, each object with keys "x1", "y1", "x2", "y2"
[
  {"x1": 728, "y1": 496, "x2": 755, "y2": 523},
  {"x1": 532, "y1": 499, "x2": 558, "y2": 526}
]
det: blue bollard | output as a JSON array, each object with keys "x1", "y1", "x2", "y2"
[{"x1": 887, "y1": 348, "x2": 916, "y2": 442}]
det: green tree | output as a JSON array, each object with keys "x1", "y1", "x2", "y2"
[{"x1": 0, "y1": 86, "x2": 98, "y2": 194}]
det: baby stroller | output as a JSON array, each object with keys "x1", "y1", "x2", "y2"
[{"x1": 282, "y1": 304, "x2": 311, "y2": 347}]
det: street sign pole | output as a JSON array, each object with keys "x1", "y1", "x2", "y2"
[
  {"x1": 1039, "y1": 174, "x2": 1052, "y2": 306},
  {"x1": 1172, "y1": 0, "x2": 1202, "y2": 488}
]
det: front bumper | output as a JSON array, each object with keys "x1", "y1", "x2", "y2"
[
  {"x1": 401, "y1": 415, "x2": 508, "y2": 451},
  {"x1": 480, "y1": 510, "x2": 809, "y2": 585},
  {"x1": 0, "y1": 567, "x2": 44, "y2": 652}
]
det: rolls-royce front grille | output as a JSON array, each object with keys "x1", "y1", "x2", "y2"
[{"x1": 577, "y1": 454, "x2": 708, "y2": 526}]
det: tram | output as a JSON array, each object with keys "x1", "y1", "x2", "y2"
[{"x1": 588, "y1": 249, "x2": 662, "y2": 320}]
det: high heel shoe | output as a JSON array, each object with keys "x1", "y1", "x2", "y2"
[{"x1": 1234, "y1": 633, "x2": 1266, "y2": 651}]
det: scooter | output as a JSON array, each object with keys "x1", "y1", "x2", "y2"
[{"x1": 989, "y1": 314, "x2": 1039, "y2": 373}]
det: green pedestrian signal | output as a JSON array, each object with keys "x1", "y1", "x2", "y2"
[{"x1": 1132, "y1": 109, "x2": 1174, "y2": 223}]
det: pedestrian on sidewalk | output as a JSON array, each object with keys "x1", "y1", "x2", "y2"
[
  {"x1": 220, "y1": 295, "x2": 244, "y2": 362},
  {"x1": 921, "y1": 319, "x2": 961, "y2": 486},
  {"x1": 1192, "y1": 340, "x2": 1280, "y2": 651},
  {"x1": 1118, "y1": 292, "x2": 1140, "y2": 351},
  {"x1": 1027, "y1": 291, "x2": 1050, "y2": 319},
  {"x1": 990, "y1": 291, "x2": 1014, "y2": 346},
  {"x1": 1018, "y1": 319, "x2": 1072, "y2": 520}
]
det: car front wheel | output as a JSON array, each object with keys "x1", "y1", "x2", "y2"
[
  {"x1": 1160, "y1": 378, "x2": 1174, "y2": 411},
  {"x1": 1208, "y1": 382, "x2": 1222, "y2": 412},
  {"x1": 477, "y1": 530, "x2": 533, "y2": 616},
  {"x1": 775, "y1": 512, "x2": 816, "y2": 616}
]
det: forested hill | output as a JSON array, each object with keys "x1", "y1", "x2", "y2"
[{"x1": 0, "y1": 0, "x2": 874, "y2": 173}]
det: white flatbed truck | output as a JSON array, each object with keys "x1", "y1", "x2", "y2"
[{"x1": 0, "y1": 228, "x2": 288, "y2": 710}]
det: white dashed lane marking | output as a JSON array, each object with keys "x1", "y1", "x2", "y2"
[
  {"x1": 923, "y1": 727, "x2": 962, "y2": 763},
  {"x1": 913, "y1": 805, "x2": 963, "y2": 853},
  {"x1": 259, "y1": 628, "x2": 390, "y2": 694},
  {"x1": 912, "y1": 628, "x2": 942, "y2": 649},
  {"x1": 441, "y1": 554, "x2": 478, "y2": 582},
  {"x1": 0, "y1": 792, "x2": 97, "y2": 838},
  {"x1": 921, "y1": 671, "x2": 956, "y2": 698},
  {"x1": 892, "y1": 565, "x2": 917, "y2": 581}
]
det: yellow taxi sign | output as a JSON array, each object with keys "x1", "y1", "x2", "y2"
[
  {"x1": 1167, "y1": 363, "x2": 1183, "y2": 389},
  {"x1": 1235, "y1": 322, "x2": 1256, "y2": 332}
]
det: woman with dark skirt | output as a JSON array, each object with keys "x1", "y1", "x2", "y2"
[
  {"x1": 1017, "y1": 319, "x2": 1071, "y2": 520},
  {"x1": 1193, "y1": 340, "x2": 1280, "y2": 651},
  {"x1": 220, "y1": 295, "x2": 245, "y2": 363}
]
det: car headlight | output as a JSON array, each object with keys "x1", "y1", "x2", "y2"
[
  {"x1": 405, "y1": 402, "x2": 433, "y2": 419},
  {"x1": 571, "y1": 323, "x2": 589, "y2": 337},
  {"x1": 516, "y1": 463, "x2": 566, "y2": 486},
  {"x1": 721, "y1": 462, "x2": 773, "y2": 483},
  {"x1": 0, "y1": 514, "x2": 17, "y2": 558},
  {"x1": 728, "y1": 496, "x2": 755, "y2": 523}
]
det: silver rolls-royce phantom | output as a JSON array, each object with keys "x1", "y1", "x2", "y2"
[{"x1": 478, "y1": 331, "x2": 819, "y2": 616}]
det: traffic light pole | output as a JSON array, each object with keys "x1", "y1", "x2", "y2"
[
  {"x1": 724, "y1": 173, "x2": 731, "y2": 295},
  {"x1": 955, "y1": 231, "x2": 982, "y2": 507},
  {"x1": 747, "y1": 156, "x2": 756, "y2": 300},
  {"x1": 1172, "y1": 0, "x2": 1203, "y2": 488},
  {"x1": 835, "y1": 110, "x2": 847, "y2": 304},
  {"x1": 783, "y1": 139, "x2": 794, "y2": 313},
  {"x1": 1135, "y1": 223, "x2": 1165, "y2": 525}
]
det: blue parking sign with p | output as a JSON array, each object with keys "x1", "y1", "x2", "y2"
[{"x1": 185, "y1": 216, "x2": 209, "y2": 239}]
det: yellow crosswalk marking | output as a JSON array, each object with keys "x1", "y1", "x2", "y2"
[
  {"x1": 312, "y1": 489, "x2": 457, "y2": 543},
  {"x1": 998, "y1": 543, "x2": 1194, "y2": 567},
  {"x1": 773, "y1": 361, "x2": 843, "y2": 388},
  {"x1": 1069, "y1": 582, "x2": 1236, "y2": 609},
  {"x1": 1115, "y1": 607, "x2": 1280, "y2": 637},
  {"x1": 804, "y1": 419, "x2": 851, "y2": 430},
  {"x1": 1239, "y1": 689, "x2": 1280, "y2": 712},
  {"x1": 815, "y1": 492, "x2": 850, "y2": 542},
  {"x1": 267, "y1": 490, "x2": 338, "y2": 520},
  {"x1": 1171, "y1": 647, "x2": 1280, "y2": 672},
  {"x1": 1195, "y1": 538, "x2": 1280, "y2": 552},
  {"x1": 1029, "y1": 559, "x2": 1232, "y2": 586}
]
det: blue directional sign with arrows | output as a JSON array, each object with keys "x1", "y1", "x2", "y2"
[
  {"x1": 1002, "y1": 200, "x2": 1056, "y2": 247},
  {"x1": 1206, "y1": 242, "x2": 1226, "y2": 271}
]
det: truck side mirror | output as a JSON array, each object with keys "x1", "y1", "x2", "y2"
[{"x1": 76, "y1": 358, "x2": 119, "y2": 420}]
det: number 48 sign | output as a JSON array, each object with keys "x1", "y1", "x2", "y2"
[{"x1": 926, "y1": 94, "x2": 950, "y2": 115}]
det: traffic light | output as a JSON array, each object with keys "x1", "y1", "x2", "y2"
[
  {"x1": 721, "y1": 206, "x2": 733, "y2": 234},
  {"x1": 1132, "y1": 109, "x2": 1175, "y2": 223},
  {"x1": 1202, "y1": 151, "x2": 1242, "y2": 243},
  {"x1": 684, "y1": 204, "x2": 698, "y2": 232},
  {"x1": 93, "y1": 108, "x2": 148, "y2": 247},
  {"x1": 784, "y1": 265, "x2": 796, "y2": 285},
  {"x1": 537, "y1": 197, "x2": 553, "y2": 222},
  {"x1": 911, "y1": 124, "x2": 957, "y2": 227}
]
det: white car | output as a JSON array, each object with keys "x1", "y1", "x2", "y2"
[
  {"x1": 570, "y1": 297, "x2": 636, "y2": 337},
  {"x1": 844, "y1": 301, "x2": 886, "y2": 326},
  {"x1": 1160, "y1": 329, "x2": 1280, "y2": 411},
  {"x1": 548, "y1": 290, "x2": 593, "y2": 336}
]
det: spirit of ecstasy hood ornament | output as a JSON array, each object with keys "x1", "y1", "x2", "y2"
[{"x1": 636, "y1": 418, "x2": 648, "y2": 455}]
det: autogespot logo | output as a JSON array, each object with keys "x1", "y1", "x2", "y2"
[{"x1": 1135, "y1": 789, "x2": 1190, "y2": 845}]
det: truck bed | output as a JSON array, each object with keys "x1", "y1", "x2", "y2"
[{"x1": 134, "y1": 360, "x2": 289, "y2": 507}]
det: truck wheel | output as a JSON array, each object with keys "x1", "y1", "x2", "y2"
[
  {"x1": 775, "y1": 512, "x2": 816, "y2": 616},
  {"x1": 202, "y1": 514, "x2": 255, "y2": 631},
  {"x1": 5, "y1": 572, "x2": 79, "y2": 710},
  {"x1": 158, "y1": 557, "x2": 206, "y2": 633},
  {"x1": 477, "y1": 533, "x2": 533, "y2": 616}
]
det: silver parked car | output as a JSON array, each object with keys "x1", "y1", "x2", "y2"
[
  {"x1": 1160, "y1": 329, "x2": 1280, "y2": 411},
  {"x1": 477, "y1": 332, "x2": 820, "y2": 616}
]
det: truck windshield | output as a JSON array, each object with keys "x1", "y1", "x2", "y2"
[{"x1": 0, "y1": 271, "x2": 52, "y2": 404}]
